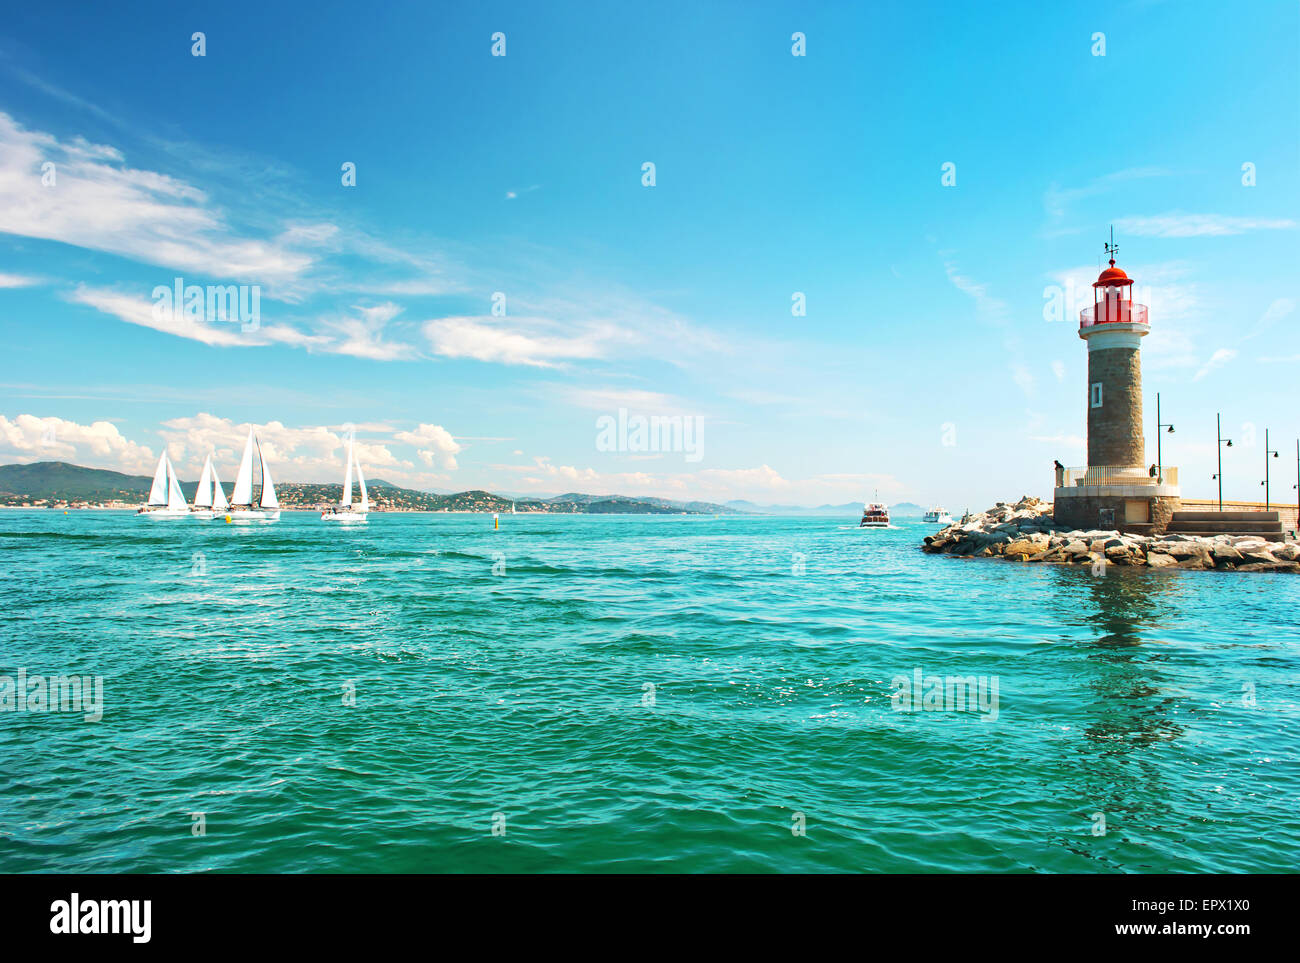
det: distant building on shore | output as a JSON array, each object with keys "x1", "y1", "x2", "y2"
[{"x1": 1053, "y1": 239, "x2": 1181, "y2": 534}]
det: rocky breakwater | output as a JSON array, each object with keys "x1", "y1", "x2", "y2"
[{"x1": 922, "y1": 496, "x2": 1299, "y2": 573}]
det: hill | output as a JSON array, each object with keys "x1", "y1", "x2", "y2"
[{"x1": 0, "y1": 461, "x2": 742, "y2": 514}]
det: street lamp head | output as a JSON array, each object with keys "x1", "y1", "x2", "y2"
[
  {"x1": 1167, "y1": 425, "x2": 1175, "y2": 433},
  {"x1": 1226, "y1": 440, "x2": 1233, "y2": 447}
]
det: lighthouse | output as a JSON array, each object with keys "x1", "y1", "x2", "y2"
[{"x1": 1053, "y1": 234, "x2": 1181, "y2": 533}]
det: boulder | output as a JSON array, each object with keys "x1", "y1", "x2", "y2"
[
  {"x1": 1146, "y1": 553, "x2": 1177, "y2": 568},
  {"x1": 1211, "y1": 544, "x2": 1243, "y2": 564},
  {"x1": 1005, "y1": 538, "x2": 1048, "y2": 557}
]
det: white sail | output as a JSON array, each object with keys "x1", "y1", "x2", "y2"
[
  {"x1": 341, "y1": 439, "x2": 354, "y2": 507},
  {"x1": 357, "y1": 460, "x2": 369, "y2": 513},
  {"x1": 257, "y1": 438, "x2": 279, "y2": 509},
  {"x1": 194, "y1": 455, "x2": 214, "y2": 508},
  {"x1": 211, "y1": 463, "x2": 229, "y2": 511},
  {"x1": 232, "y1": 428, "x2": 256, "y2": 505},
  {"x1": 165, "y1": 455, "x2": 186, "y2": 511},
  {"x1": 147, "y1": 452, "x2": 168, "y2": 505}
]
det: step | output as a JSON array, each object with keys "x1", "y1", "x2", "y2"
[
  {"x1": 1171, "y1": 511, "x2": 1280, "y2": 522},
  {"x1": 1167, "y1": 521, "x2": 1285, "y2": 532},
  {"x1": 1164, "y1": 525, "x2": 1284, "y2": 532}
]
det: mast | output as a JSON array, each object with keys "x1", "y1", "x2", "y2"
[{"x1": 342, "y1": 439, "x2": 354, "y2": 507}]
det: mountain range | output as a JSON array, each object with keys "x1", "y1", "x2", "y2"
[{"x1": 0, "y1": 462, "x2": 741, "y2": 514}]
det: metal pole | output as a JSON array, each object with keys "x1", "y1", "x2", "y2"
[
  {"x1": 1156, "y1": 393, "x2": 1162, "y2": 484},
  {"x1": 1265, "y1": 428, "x2": 1270, "y2": 511},
  {"x1": 1217, "y1": 413, "x2": 1223, "y2": 511}
]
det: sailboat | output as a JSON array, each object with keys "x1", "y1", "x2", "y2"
[
  {"x1": 321, "y1": 436, "x2": 369, "y2": 522},
  {"x1": 136, "y1": 451, "x2": 189, "y2": 518},
  {"x1": 190, "y1": 453, "x2": 229, "y2": 519},
  {"x1": 228, "y1": 427, "x2": 281, "y2": 522}
]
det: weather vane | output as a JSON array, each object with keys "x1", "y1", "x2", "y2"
[{"x1": 1104, "y1": 225, "x2": 1119, "y2": 265}]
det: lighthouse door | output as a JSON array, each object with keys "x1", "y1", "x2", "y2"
[{"x1": 1125, "y1": 499, "x2": 1150, "y2": 524}]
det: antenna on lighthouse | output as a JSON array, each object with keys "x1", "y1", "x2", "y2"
[{"x1": 1104, "y1": 225, "x2": 1119, "y2": 266}]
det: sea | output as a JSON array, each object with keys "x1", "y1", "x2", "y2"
[{"x1": 1, "y1": 510, "x2": 1297, "y2": 873}]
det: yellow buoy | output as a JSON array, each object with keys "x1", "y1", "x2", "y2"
[
  {"x1": 494, "y1": 513, "x2": 499, "y2": 530},
  {"x1": 225, "y1": 514, "x2": 232, "y2": 523}
]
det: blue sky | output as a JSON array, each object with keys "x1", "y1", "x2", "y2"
[{"x1": 1, "y1": 0, "x2": 1297, "y2": 507}]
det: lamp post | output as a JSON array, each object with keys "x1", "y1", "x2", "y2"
[
  {"x1": 1155, "y1": 392, "x2": 1174, "y2": 484},
  {"x1": 1212, "y1": 413, "x2": 1233, "y2": 511},
  {"x1": 1261, "y1": 428, "x2": 1279, "y2": 511}
]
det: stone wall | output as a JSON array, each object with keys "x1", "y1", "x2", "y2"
[
  {"x1": 1087, "y1": 346, "x2": 1144, "y2": 467},
  {"x1": 1054, "y1": 492, "x2": 1181, "y2": 535}
]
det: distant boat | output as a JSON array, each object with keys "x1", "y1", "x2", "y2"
[
  {"x1": 137, "y1": 451, "x2": 189, "y2": 518},
  {"x1": 859, "y1": 501, "x2": 890, "y2": 528},
  {"x1": 923, "y1": 507, "x2": 954, "y2": 525},
  {"x1": 321, "y1": 436, "x2": 368, "y2": 523},
  {"x1": 228, "y1": 427, "x2": 280, "y2": 522},
  {"x1": 511, "y1": 501, "x2": 516, "y2": 514},
  {"x1": 190, "y1": 454, "x2": 230, "y2": 519}
]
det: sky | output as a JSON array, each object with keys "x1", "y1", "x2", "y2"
[{"x1": 1, "y1": 0, "x2": 1297, "y2": 508}]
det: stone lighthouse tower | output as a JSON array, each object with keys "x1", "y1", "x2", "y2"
[{"x1": 1053, "y1": 234, "x2": 1181, "y2": 533}]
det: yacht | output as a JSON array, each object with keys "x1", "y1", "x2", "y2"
[
  {"x1": 136, "y1": 451, "x2": 190, "y2": 518},
  {"x1": 859, "y1": 501, "x2": 890, "y2": 528},
  {"x1": 321, "y1": 436, "x2": 368, "y2": 523},
  {"x1": 923, "y1": 507, "x2": 954, "y2": 525},
  {"x1": 227, "y1": 427, "x2": 280, "y2": 522},
  {"x1": 190, "y1": 454, "x2": 230, "y2": 519}
]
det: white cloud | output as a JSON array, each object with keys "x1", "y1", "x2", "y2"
[
  {"x1": 0, "y1": 273, "x2": 40, "y2": 288},
  {"x1": 423, "y1": 316, "x2": 609, "y2": 367},
  {"x1": 1193, "y1": 348, "x2": 1237, "y2": 381},
  {"x1": 158, "y1": 413, "x2": 417, "y2": 482},
  {"x1": 1116, "y1": 213, "x2": 1297, "y2": 238},
  {"x1": 0, "y1": 413, "x2": 155, "y2": 472},
  {"x1": 0, "y1": 112, "x2": 315, "y2": 284},
  {"x1": 69, "y1": 286, "x2": 256, "y2": 347},
  {"x1": 392, "y1": 423, "x2": 461, "y2": 470},
  {"x1": 320, "y1": 303, "x2": 416, "y2": 360}
]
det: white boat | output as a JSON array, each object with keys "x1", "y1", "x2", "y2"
[
  {"x1": 923, "y1": 507, "x2": 954, "y2": 525},
  {"x1": 137, "y1": 451, "x2": 189, "y2": 518},
  {"x1": 859, "y1": 501, "x2": 890, "y2": 528},
  {"x1": 190, "y1": 454, "x2": 229, "y2": 519},
  {"x1": 227, "y1": 427, "x2": 280, "y2": 522},
  {"x1": 321, "y1": 436, "x2": 368, "y2": 523}
]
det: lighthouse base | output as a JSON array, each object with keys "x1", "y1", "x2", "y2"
[{"x1": 1053, "y1": 484, "x2": 1182, "y2": 536}]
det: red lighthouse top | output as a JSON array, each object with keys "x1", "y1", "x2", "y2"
[
  {"x1": 1080, "y1": 228, "x2": 1148, "y2": 329},
  {"x1": 1093, "y1": 259, "x2": 1134, "y2": 288}
]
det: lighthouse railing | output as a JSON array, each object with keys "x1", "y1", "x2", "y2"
[
  {"x1": 1079, "y1": 302, "x2": 1149, "y2": 327},
  {"x1": 1063, "y1": 465, "x2": 1178, "y2": 487}
]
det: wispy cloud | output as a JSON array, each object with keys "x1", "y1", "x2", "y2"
[
  {"x1": 1116, "y1": 213, "x2": 1297, "y2": 238},
  {"x1": 423, "y1": 316, "x2": 610, "y2": 367},
  {"x1": 0, "y1": 112, "x2": 317, "y2": 285},
  {"x1": 1193, "y1": 347, "x2": 1237, "y2": 381}
]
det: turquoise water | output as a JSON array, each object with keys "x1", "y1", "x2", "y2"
[{"x1": 1, "y1": 510, "x2": 1297, "y2": 873}]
